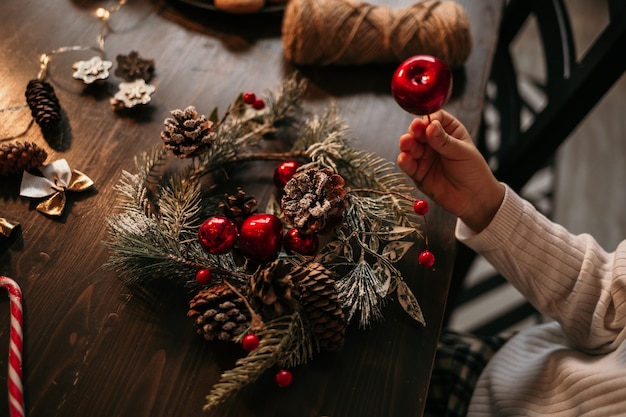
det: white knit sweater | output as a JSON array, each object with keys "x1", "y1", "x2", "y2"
[{"x1": 456, "y1": 185, "x2": 626, "y2": 416}]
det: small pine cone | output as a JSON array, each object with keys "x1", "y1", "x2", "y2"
[
  {"x1": 25, "y1": 79, "x2": 62, "y2": 130},
  {"x1": 299, "y1": 263, "x2": 346, "y2": 351},
  {"x1": 249, "y1": 259, "x2": 307, "y2": 317},
  {"x1": 161, "y1": 106, "x2": 216, "y2": 158},
  {"x1": 188, "y1": 284, "x2": 250, "y2": 342},
  {"x1": 218, "y1": 187, "x2": 258, "y2": 228},
  {"x1": 114, "y1": 51, "x2": 155, "y2": 82},
  {"x1": 0, "y1": 141, "x2": 48, "y2": 176},
  {"x1": 281, "y1": 168, "x2": 348, "y2": 234}
]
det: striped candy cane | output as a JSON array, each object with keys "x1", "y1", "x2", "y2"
[{"x1": 0, "y1": 276, "x2": 24, "y2": 417}]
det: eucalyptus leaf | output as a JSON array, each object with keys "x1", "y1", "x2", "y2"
[
  {"x1": 382, "y1": 241, "x2": 414, "y2": 262},
  {"x1": 397, "y1": 280, "x2": 426, "y2": 326}
]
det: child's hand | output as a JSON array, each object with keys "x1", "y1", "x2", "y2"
[{"x1": 397, "y1": 110, "x2": 504, "y2": 233}]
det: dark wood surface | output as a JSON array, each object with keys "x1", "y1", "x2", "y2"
[{"x1": 0, "y1": 0, "x2": 503, "y2": 416}]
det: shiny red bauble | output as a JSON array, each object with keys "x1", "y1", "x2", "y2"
[
  {"x1": 418, "y1": 249, "x2": 435, "y2": 267},
  {"x1": 238, "y1": 213, "x2": 283, "y2": 263},
  {"x1": 273, "y1": 161, "x2": 300, "y2": 189},
  {"x1": 198, "y1": 216, "x2": 238, "y2": 255},
  {"x1": 283, "y1": 228, "x2": 319, "y2": 256},
  {"x1": 195, "y1": 269, "x2": 212, "y2": 285},
  {"x1": 242, "y1": 333, "x2": 260, "y2": 351},
  {"x1": 275, "y1": 369, "x2": 293, "y2": 388},
  {"x1": 391, "y1": 55, "x2": 452, "y2": 115},
  {"x1": 413, "y1": 199, "x2": 429, "y2": 215}
]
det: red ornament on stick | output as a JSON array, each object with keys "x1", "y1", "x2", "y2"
[{"x1": 391, "y1": 55, "x2": 452, "y2": 117}]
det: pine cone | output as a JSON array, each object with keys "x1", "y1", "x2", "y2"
[
  {"x1": 25, "y1": 79, "x2": 62, "y2": 130},
  {"x1": 114, "y1": 51, "x2": 155, "y2": 82},
  {"x1": 188, "y1": 284, "x2": 250, "y2": 342},
  {"x1": 299, "y1": 263, "x2": 346, "y2": 351},
  {"x1": 218, "y1": 187, "x2": 258, "y2": 228},
  {"x1": 161, "y1": 106, "x2": 216, "y2": 158},
  {"x1": 0, "y1": 141, "x2": 48, "y2": 176},
  {"x1": 281, "y1": 168, "x2": 348, "y2": 234},
  {"x1": 249, "y1": 259, "x2": 307, "y2": 317}
]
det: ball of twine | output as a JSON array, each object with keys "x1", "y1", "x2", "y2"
[{"x1": 282, "y1": 0, "x2": 473, "y2": 67}]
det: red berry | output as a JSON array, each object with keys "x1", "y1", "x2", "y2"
[
  {"x1": 242, "y1": 333, "x2": 260, "y2": 351},
  {"x1": 283, "y1": 228, "x2": 319, "y2": 256},
  {"x1": 195, "y1": 269, "x2": 212, "y2": 285},
  {"x1": 413, "y1": 199, "x2": 429, "y2": 215},
  {"x1": 252, "y1": 98, "x2": 265, "y2": 110},
  {"x1": 391, "y1": 55, "x2": 452, "y2": 115},
  {"x1": 243, "y1": 92, "x2": 256, "y2": 104},
  {"x1": 198, "y1": 216, "x2": 238, "y2": 255},
  {"x1": 275, "y1": 369, "x2": 293, "y2": 387},
  {"x1": 238, "y1": 213, "x2": 283, "y2": 263},
  {"x1": 273, "y1": 161, "x2": 300, "y2": 189},
  {"x1": 418, "y1": 250, "x2": 435, "y2": 267}
]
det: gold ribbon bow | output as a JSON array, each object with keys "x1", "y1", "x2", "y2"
[
  {"x1": 0, "y1": 218, "x2": 20, "y2": 238},
  {"x1": 19, "y1": 159, "x2": 94, "y2": 216}
]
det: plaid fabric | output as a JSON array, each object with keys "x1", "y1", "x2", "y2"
[{"x1": 424, "y1": 330, "x2": 512, "y2": 417}]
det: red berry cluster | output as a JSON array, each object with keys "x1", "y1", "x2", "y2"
[
  {"x1": 413, "y1": 199, "x2": 435, "y2": 268},
  {"x1": 243, "y1": 91, "x2": 265, "y2": 110},
  {"x1": 240, "y1": 333, "x2": 293, "y2": 387}
]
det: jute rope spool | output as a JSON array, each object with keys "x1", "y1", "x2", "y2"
[{"x1": 282, "y1": 0, "x2": 472, "y2": 67}]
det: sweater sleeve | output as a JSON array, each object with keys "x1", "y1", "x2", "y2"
[{"x1": 456, "y1": 185, "x2": 626, "y2": 353}]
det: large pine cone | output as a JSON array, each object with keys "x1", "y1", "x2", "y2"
[
  {"x1": 25, "y1": 79, "x2": 62, "y2": 130},
  {"x1": 188, "y1": 284, "x2": 250, "y2": 342},
  {"x1": 0, "y1": 141, "x2": 47, "y2": 176},
  {"x1": 249, "y1": 259, "x2": 307, "y2": 317},
  {"x1": 281, "y1": 168, "x2": 347, "y2": 234},
  {"x1": 218, "y1": 187, "x2": 258, "y2": 228},
  {"x1": 161, "y1": 106, "x2": 216, "y2": 158},
  {"x1": 299, "y1": 263, "x2": 346, "y2": 351}
]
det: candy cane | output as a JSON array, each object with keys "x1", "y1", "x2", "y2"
[{"x1": 0, "y1": 277, "x2": 24, "y2": 417}]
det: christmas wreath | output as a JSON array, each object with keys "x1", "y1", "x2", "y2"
[{"x1": 104, "y1": 74, "x2": 432, "y2": 411}]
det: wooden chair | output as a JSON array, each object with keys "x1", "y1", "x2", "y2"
[{"x1": 445, "y1": 0, "x2": 626, "y2": 335}]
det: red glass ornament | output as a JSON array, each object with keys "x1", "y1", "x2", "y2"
[
  {"x1": 413, "y1": 199, "x2": 429, "y2": 215},
  {"x1": 418, "y1": 249, "x2": 435, "y2": 267},
  {"x1": 198, "y1": 216, "x2": 238, "y2": 255},
  {"x1": 283, "y1": 228, "x2": 319, "y2": 256},
  {"x1": 195, "y1": 269, "x2": 212, "y2": 285},
  {"x1": 238, "y1": 213, "x2": 283, "y2": 263},
  {"x1": 243, "y1": 92, "x2": 256, "y2": 105},
  {"x1": 242, "y1": 333, "x2": 260, "y2": 351},
  {"x1": 273, "y1": 161, "x2": 300, "y2": 189},
  {"x1": 391, "y1": 55, "x2": 452, "y2": 115},
  {"x1": 275, "y1": 369, "x2": 293, "y2": 387}
]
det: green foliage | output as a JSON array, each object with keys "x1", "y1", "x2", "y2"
[{"x1": 104, "y1": 75, "x2": 428, "y2": 411}]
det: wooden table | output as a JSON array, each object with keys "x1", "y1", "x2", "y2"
[{"x1": 0, "y1": 0, "x2": 503, "y2": 415}]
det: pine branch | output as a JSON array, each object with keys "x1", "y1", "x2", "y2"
[
  {"x1": 203, "y1": 312, "x2": 313, "y2": 411},
  {"x1": 336, "y1": 260, "x2": 387, "y2": 327},
  {"x1": 196, "y1": 74, "x2": 307, "y2": 176},
  {"x1": 104, "y1": 214, "x2": 201, "y2": 285},
  {"x1": 158, "y1": 169, "x2": 203, "y2": 240}
]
